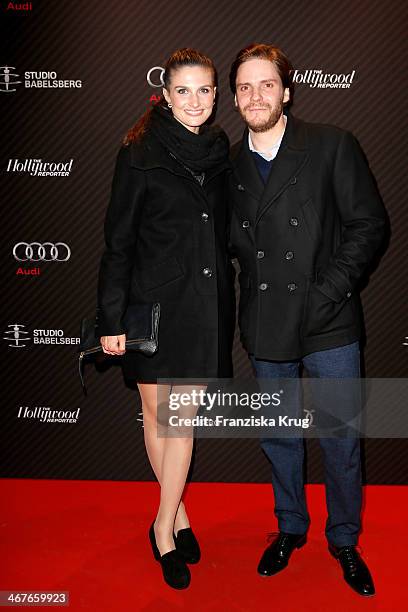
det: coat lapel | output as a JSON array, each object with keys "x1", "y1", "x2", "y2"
[
  {"x1": 256, "y1": 113, "x2": 309, "y2": 223},
  {"x1": 231, "y1": 133, "x2": 265, "y2": 202}
]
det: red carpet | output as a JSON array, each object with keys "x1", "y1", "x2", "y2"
[{"x1": 1, "y1": 480, "x2": 405, "y2": 611}]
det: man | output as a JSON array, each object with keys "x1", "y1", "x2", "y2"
[{"x1": 228, "y1": 44, "x2": 386, "y2": 597}]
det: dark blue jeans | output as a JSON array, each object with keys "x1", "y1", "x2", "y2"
[{"x1": 251, "y1": 341, "x2": 362, "y2": 547}]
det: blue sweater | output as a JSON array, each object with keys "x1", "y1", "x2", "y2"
[{"x1": 250, "y1": 151, "x2": 275, "y2": 184}]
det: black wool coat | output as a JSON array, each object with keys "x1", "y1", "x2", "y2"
[
  {"x1": 97, "y1": 131, "x2": 235, "y2": 380},
  {"x1": 229, "y1": 111, "x2": 386, "y2": 361}
]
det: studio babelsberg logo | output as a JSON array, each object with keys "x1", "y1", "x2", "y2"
[
  {"x1": 4, "y1": 324, "x2": 79, "y2": 347},
  {"x1": 0, "y1": 66, "x2": 21, "y2": 92},
  {"x1": 3, "y1": 324, "x2": 30, "y2": 347},
  {"x1": 0, "y1": 64, "x2": 82, "y2": 92}
]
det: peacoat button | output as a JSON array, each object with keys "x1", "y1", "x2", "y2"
[
  {"x1": 290, "y1": 177, "x2": 297, "y2": 185},
  {"x1": 285, "y1": 251, "x2": 294, "y2": 260},
  {"x1": 287, "y1": 282, "x2": 298, "y2": 292},
  {"x1": 257, "y1": 250, "x2": 265, "y2": 259},
  {"x1": 242, "y1": 220, "x2": 250, "y2": 228},
  {"x1": 346, "y1": 290, "x2": 352, "y2": 298},
  {"x1": 289, "y1": 217, "x2": 299, "y2": 226},
  {"x1": 202, "y1": 267, "x2": 213, "y2": 278},
  {"x1": 259, "y1": 282, "x2": 268, "y2": 291},
  {"x1": 237, "y1": 184, "x2": 245, "y2": 191},
  {"x1": 201, "y1": 211, "x2": 209, "y2": 222}
]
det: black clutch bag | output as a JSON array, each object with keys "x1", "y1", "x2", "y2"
[{"x1": 78, "y1": 302, "x2": 160, "y2": 393}]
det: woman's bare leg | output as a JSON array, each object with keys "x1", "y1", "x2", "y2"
[
  {"x1": 138, "y1": 382, "x2": 195, "y2": 555},
  {"x1": 138, "y1": 382, "x2": 166, "y2": 480}
]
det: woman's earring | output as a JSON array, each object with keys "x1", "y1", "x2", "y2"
[{"x1": 167, "y1": 102, "x2": 172, "y2": 109}]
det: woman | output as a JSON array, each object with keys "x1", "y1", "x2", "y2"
[{"x1": 96, "y1": 48, "x2": 235, "y2": 589}]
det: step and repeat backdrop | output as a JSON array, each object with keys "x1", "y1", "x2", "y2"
[{"x1": 1, "y1": 0, "x2": 407, "y2": 483}]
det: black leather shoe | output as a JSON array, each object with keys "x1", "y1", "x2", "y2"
[
  {"x1": 149, "y1": 522, "x2": 191, "y2": 589},
  {"x1": 174, "y1": 527, "x2": 201, "y2": 564},
  {"x1": 329, "y1": 544, "x2": 375, "y2": 596},
  {"x1": 257, "y1": 532, "x2": 307, "y2": 576}
]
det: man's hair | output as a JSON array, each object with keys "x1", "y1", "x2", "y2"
[{"x1": 229, "y1": 43, "x2": 294, "y2": 105}]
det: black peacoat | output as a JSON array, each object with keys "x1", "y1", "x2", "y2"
[
  {"x1": 97, "y1": 131, "x2": 235, "y2": 380},
  {"x1": 229, "y1": 111, "x2": 386, "y2": 361}
]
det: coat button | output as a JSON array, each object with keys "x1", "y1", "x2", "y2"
[
  {"x1": 257, "y1": 250, "x2": 265, "y2": 259},
  {"x1": 289, "y1": 217, "x2": 299, "y2": 226},
  {"x1": 346, "y1": 290, "x2": 352, "y2": 298},
  {"x1": 202, "y1": 267, "x2": 213, "y2": 278},
  {"x1": 290, "y1": 177, "x2": 297, "y2": 185},
  {"x1": 285, "y1": 251, "x2": 294, "y2": 260},
  {"x1": 242, "y1": 220, "x2": 250, "y2": 228},
  {"x1": 259, "y1": 282, "x2": 268, "y2": 291},
  {"x1": 237, "y1": 184, "x2": 245, "y2": 191},
  {"x1": 201, "y1": 211, "x2": 209, "y2": 222},
  {"x1": 287, "y1": 282, "x2": 298, "y2": 292}
]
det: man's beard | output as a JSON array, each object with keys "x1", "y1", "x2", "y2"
[{"x1": 239, "y1": 97, "x2": 284, "y2": 133}]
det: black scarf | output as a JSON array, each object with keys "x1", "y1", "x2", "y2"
[{"x1": 148, "y1": 103, "x2": 229, "y2": 172}]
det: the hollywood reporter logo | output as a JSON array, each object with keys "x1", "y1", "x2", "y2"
[
  {"x1": 291, "y1": 69, "x2": 356, "y2": 89},
  {"x1": 7, "y1": 158, "x2": 74, "y2": 177},
  {"x1": 17, "y1": 406, "x2": 81, "y2": 424}
]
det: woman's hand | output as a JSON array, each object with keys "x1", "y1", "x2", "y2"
[{"x1": 100, "y1": 334, "x2": 126, "y2": 356}]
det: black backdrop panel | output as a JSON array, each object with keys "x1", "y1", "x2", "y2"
[{"x1": 1, "y1": 0, "x2": 407, "y2": 483}]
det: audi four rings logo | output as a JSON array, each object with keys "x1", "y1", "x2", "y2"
[
  {"x1": 147, "y1": 66, "x2": 165, "y2": 88},
  {"x1": 13, "y1": 242, "x2": 71, "y2": 262}
]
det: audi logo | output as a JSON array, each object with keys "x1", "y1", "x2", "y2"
[
  {"x1": 13, "y1": 242, "x2": 71, "y2": 262},
  {"x1": 146, "y1": 66, "x2": 165, "y2": 88}
]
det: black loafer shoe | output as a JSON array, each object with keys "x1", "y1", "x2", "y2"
[
  {"x1": 329, "y1": 544, "x2": 375, "y2": 597},
  {"x1": 148, "y1": 521, "x2": 161, "y2": 561},
  {"x1": 257, "y1": 531, "x2": 307, "y2": 576},
  {"x1": 158, "y1": 549, "x2": 191, "y2": 590},
  {"x1": 149, "y1": 522, "x2": 191, "y2": 589},
  {"x1": 174, "y1": 527, "x2": 201, "y2": 564}
]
